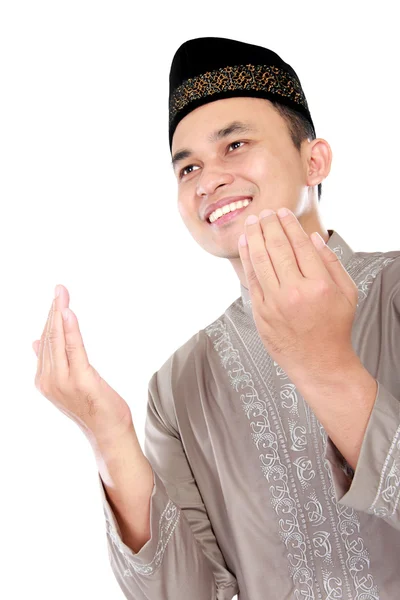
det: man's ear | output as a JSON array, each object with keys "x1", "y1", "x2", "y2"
[{"x1": 306, "y1": 138, "x2": 332, "y2": 185}]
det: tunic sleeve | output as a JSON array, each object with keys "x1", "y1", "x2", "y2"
[
  {"x1": 324, "y1": 259, "x2": 400, "y2": 531},
  {"x1": 324, "y1": 381, "x2": 400, "y2": 530},
  {"x1": 98, "y1": 364, "x2": 239, "y2": 600}
]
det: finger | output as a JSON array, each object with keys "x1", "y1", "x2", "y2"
[
  {"x1": 277, "y1": 208, "x2": 330, "y2": 281},
  {"x1": 36, "y1": 300, "x2": 55, "y2": 380},
  {"x1": 244, "y1": 214, "x2": 280, "y2": 293},
  {"x1": 62, "y1": 305, "x2": 91, "y2": 377},
  {"x1": 35, "y1": 284, "x2": 70, "y2": 379},
  {"x1": 311, "y1": 233, "x2": 359, "y2": 302},
  {"x1": 258, "y1": 210, "x2": 303, "y2": 285},
  {"x1": 49, "y1": 295, "x2": 70, "y2": 379},
  {"x1": 238, "y1": 232, "x2": 264, "y2": 305}
]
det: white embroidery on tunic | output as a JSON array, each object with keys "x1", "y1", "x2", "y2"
[
  {"x1": 274, "y1": 361, "x2": 288, "y2": 379},
  {"x1": 217, "y1": 316, "x2": 350, "y2": 598},
  {"x1": 356, "y1": 257, "x2": 395, "y2": 304},
  {"x1": 293, "y1": 456, "x2": 316, "y2": 490},
  {"x1": 318, "y1": 421, "x2": 379, "y2": 600},
  {"x1": 280, "y1": 383, "x2": 300, "y2": 416},
  {"x1": 273, "y1": 355, "x2": 346, "y2": 595},
  {"x1": 304, "y1": 491, "x2": 326, "y2": 527},
  {"x1": 205, "y1": 319, "x2": 317, "y2": 600},
  {"x1": 289, "y1": 420, "x2": 308, "y2": 452},
  {"x1": 308, "y1": 414, "x2": 351, "y2": 597},
  {"x1": 368, "y1": 423, "x2": 400, "y2": 517},
  {"x1": 107, "y1": 501, "x2": 181, "y2": 576},
  {"x1": 313, "y1": 531, "x2": 333, "y2": 563},
  {"x1": 322, "y1": 570, "x2": 343, "y2": 600},
  {"x1": 275, "y1": 359, "x2": 312, "y2": 433},
  {"x1": 332, "y1": 245, "x2": 344, "y2": 260}
]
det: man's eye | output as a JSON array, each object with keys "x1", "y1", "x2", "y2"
[
  {"x1": 228, "y1": 141, "x2": 245, "y2": 152},
  {"x1": 180, "y1": 164, "x2": 199, "y2": 179}
]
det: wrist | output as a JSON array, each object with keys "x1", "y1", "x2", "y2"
[
  {"x1": 293, "y1": 350, "x2": 363, "y2": 394},
  {"x1": 296, "y1": 354, "x2": 377, "y2": 416},
  {"x1": 89, "y1": 420, "x2": 145, "y2": 474}
]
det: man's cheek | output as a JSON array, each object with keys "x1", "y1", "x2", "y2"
[
  {"x1": 178, "y1": 200, "x2": 197, "y2": 226},
  {"x1": 244, "y1": 156, "x2": 271, "y2": 182},
  {"x1": 177, "y1": 198, "x2": 189, "y2": 219}
]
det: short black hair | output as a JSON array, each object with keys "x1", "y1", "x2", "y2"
[{"x1": 269, "y1": 100, "x2": 322, "y2": 201}]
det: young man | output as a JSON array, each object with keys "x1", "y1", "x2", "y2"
[{"x1": 46, "y1": 37, "x2": 400, "y2": 599}]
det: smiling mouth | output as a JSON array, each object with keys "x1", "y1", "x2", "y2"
[{"x1": 207, "y1": 198, "x2": 253, "y2": 226}]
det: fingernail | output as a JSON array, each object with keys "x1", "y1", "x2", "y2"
[
  {"x1": 277, "y1": 207, "x2": 290, "y2": 218},
  {"x1": 312, "y1": 232, "x2": 326, "y2": 248},
  {"x1": 245, "y1": 215, "x2": 258, "y2": 225},
  {"x1": 239, "y1": 233, "x2": 247, "y2": 247},
  {"x1": 55, "y1": 285, "x2": 60, "y2": 298}
]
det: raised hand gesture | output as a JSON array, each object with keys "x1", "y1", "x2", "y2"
[{"x1": 33, "y1": 284, "x2": 133, "y2": 448}]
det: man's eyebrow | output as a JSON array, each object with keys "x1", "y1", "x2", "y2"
[
  {"x1": 171, "y1": 121, "x2": 257, "y2": 170},
  {"x1": 171, "y1": 148, "x2": 193, "y2": 170},
  {"x1": 208, "y1": 120, "x2": 256, "y2": 143}
]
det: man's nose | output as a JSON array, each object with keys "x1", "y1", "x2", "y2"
[{"x1": 196, "y1": 164, "x2": 234, "y2": 197}]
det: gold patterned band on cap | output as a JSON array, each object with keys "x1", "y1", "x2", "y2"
[{"x1": 169, "y1": 63, "x2": 310, "y2": 124}]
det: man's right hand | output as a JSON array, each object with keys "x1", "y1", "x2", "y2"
[
  {"x1": 33, "y1": 284, "x2": 134, "y2": 448},
  {"x1": 33, "y1": 284, "x2": 154, "y2": 553}
]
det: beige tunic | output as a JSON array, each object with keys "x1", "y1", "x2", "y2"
[{"x1": 98, "y1": 230, "x2": 400, "y2": 600}]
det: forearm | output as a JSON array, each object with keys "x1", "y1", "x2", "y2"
[
  {"x1": 91, "y1": 422, "x2": 155, "y2": 554},
  {"x1": 295, "y1": 354, "x2": 377, "y2": 470}
]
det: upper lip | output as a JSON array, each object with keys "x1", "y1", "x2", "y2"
[{"x1": 203, "y1": 196, "x2": 253, "y2": 222}]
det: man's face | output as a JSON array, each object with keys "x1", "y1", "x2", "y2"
[{"x1": 171, "y1": 96, "x2": 311, "y2": 260}]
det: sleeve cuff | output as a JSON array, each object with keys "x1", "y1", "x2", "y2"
[
  {"x1": 324, "y1": 380, "x2": 400, "y2": 516},
  {"x1": 98, "y1": 468, "x2": 181, "y2": 574}
]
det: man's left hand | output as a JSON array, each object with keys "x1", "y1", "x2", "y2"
[{"x1": 238, "y1": 207, "x2": 360, "y2": 383}]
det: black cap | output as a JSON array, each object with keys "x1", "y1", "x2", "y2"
[{"x1": 169, "y1": 36, "x2": 315, "y2": 149}]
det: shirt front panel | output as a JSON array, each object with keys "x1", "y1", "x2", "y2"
[{"x1": 173, "y1": 231, "x2": 400, "y2": 600}]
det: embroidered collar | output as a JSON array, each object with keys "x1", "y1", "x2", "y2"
[{"x1": 240, "y1": 229, "x2": 354, "y2": 318}]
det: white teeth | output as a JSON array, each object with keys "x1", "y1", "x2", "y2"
[{"x1": 209, "y1": 199, "x2": 251, "y2": 223}]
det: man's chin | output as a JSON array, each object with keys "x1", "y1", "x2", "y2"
[{"x1": 206, "y1": 246, "x2": 241, "y2": 261}]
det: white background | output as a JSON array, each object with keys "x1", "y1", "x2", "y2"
[{"x1": 1, "y1": 1, "x2": 398, "y2": 598}]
